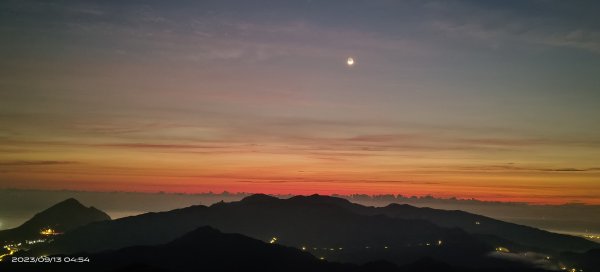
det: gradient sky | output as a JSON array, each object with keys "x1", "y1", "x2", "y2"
[{"x1": 1, "y1": 0, "x2": 599, "y2": 204}]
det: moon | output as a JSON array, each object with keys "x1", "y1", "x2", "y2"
[{"x1": 347, "y1": 57, "x2": 355, "y2": 66}]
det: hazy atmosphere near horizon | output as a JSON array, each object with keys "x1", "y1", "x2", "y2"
[
  {"x1": 2, "y1": 189, "x2": 600, "y2": 237},
  {"x1": 1, "y1": 1, "x2": 600, "y2": 204}
]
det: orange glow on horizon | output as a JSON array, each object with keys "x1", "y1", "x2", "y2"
[
  {"x1": 3, "y1": 170, "x2": 599, "y2": 205},
  {"x1": 1, "y1": 128, "x2": 599, "y2": 205}
]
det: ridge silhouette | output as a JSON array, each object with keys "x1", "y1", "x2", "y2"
[{"x1": 0, "y1": 198, "x2": 110, "y2": 243}]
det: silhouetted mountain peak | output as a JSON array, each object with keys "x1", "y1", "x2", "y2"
[
  {"x1": 240, "y1": 194, "x2": 280, "y2": 203},
  {"x1": 19, "y1": 198, "x2": 110, "y2": 235},
  {"x1": 31, "y1": 198, "x2": 108, "y2": 221},
  {"x1": 384, "y1": 203, "x2": 439, "y2": 212},
  {"x1": 385, "y1": 203, "x2": 412, "y2": 208},
  {"x1": 168, "y1": 226, "x2": 222, "y2": 245},
  {"x1": 288, "y1": 194, "x2": 354, "y2": 207},
  {"x1": 46, "y1": 198, "x2": 86, "y2": 210},
  {"x1": 0, "y1": 198, "x2": 112, "y2": 242}
]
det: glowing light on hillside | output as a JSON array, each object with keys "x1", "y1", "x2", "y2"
[
  {"x1": 0, "y1": 245, "x2": 17, "y2": 261},
  {"x1": 40, "y1": 228, "x2": 59, "y2": 236},
  {"x1": 495, "y1": 247, "x2": 510, "y2": 253},
  {"x1": 269, "y1": 237, "x2": 278, "y2": 244}
]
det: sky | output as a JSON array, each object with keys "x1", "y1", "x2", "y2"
[{"x1": 1, "y1": 0, "x2": 599, "y2": 204}]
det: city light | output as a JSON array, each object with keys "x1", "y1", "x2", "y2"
[
  {"x1": 26, "y1": 239, "x2": 46, "y2": 245},
  {"x1": 0, "y1": 245, "x2": 17, "y2": 262},
  {"x1": 40, "y1": 228, "x2": 60, "y2": 236},
  {"x1": 269, "y1": 237, "x2": 278, "y2": 244},
  {"x1": 495, "y1": 247, "x2": 510, "y2": 253}
]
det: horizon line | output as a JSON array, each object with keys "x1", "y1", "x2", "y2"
[{"x1": 1, "y1": 187, "x2": 595, "y2": 207}]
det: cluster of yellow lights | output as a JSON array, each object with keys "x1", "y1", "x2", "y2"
[
  {"x1": 583, "y1": 234, "x2": 600, "y2": 239},
  {"x1": 26, "y1": 239, "x2": 46, "y2": 245},
  {"x1": 495, "y1": 246, "x2": 510, "y2": 253},
  {"x1": 269, "y1": 237, "x2": 278, "y2": 244},
  {"x1": 0, "y1": 245, "x2": 17, "y2": 262},
  {"x1": 40, "y1": 228, "x2": 57, "y2": 236}
]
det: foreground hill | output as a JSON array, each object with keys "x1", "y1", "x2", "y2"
[
  {"x1": 2, "y1": 226, "x2": 551, "y2": 272},
  {"x1": 0, "y1": 198, "x2": 110, "y2": 243}
]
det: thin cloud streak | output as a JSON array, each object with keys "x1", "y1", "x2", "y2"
[{"x1": 0, "y1": 160, "x2": 78, "y2": 166}]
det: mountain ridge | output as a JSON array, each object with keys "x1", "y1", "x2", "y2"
[
  {"x1": 0, "y1": 198, "x2": 110, "y2": 243},
  {"x1": 14, "y1": 194, "x2": 598, "y2": 270}
]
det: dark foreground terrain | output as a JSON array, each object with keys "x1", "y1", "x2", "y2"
[
  {"x1": 2, "y1": 195, "x2": 599, "y2": 271},
  {"x1": 3, "y1": 226, "x2": 554, "y2": 272}
]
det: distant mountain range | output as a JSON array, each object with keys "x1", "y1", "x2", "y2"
[
  {"x1": 309, "y1": 196, "x2": 597, "y2": 253},
  {"x1": 10, "y1": 194, "x2": 594, "y2": 271},
  {"x1": 0, "y1": 198, "x2": 110, "y2": 243}
]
